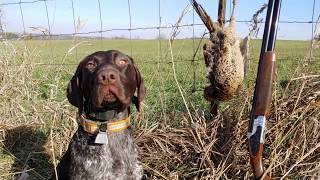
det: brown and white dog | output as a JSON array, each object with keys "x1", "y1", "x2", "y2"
[{"x1": 52, "y1": 50, "x2": 145, "y2": 180}]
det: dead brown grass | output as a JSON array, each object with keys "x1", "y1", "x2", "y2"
[
  {"x1": 0, "y1": 39, "x2": 319, "y2": 179},
  {"x1": 135, "y1": 76, "x2": 320, "y2": 179}
]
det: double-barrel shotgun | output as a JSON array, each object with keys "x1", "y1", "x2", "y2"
[{"x1": 248, "y1": 0, "x2": 282, "y2": 179}]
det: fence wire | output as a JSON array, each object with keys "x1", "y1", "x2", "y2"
[
  {"x1": 310, "y1": 0, "x2": 317, "y2": 57},
  {"x1": 0, "y1": 21, "x2": 319, "y2": 39},
  {"x1": 0, "y1": 0, "x2": 319, "y2": 94},
  {"x1": 97, "y1": 0, "x2": 103, "y2": 45},
  {"x1": 70, "y1": 0, "x2": 78, "y2": 60}
]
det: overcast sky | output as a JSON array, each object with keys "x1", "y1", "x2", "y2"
[{"x1": 1, "y1": 0, "x2": 319, "y2": 40}]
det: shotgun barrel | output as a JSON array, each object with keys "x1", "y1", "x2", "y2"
[{"x1": 248, "y1": 0, "x2": 281, "y2": 179}]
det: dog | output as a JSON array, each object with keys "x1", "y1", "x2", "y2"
[{"x1": 52, "y1": 50, "x2": 145, "y2": 180}]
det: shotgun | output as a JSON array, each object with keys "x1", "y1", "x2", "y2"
[{"x1": 248, "y1": 0, "x2": 281, "y2": 179}]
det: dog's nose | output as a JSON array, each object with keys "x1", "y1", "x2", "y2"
[{"x1": 98, "y1": 70, "x2": 118, "y2": 84}]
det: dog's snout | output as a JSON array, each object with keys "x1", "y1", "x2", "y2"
[{"x1": 98, "y1": 69, "x2": 119, "y2": 84}]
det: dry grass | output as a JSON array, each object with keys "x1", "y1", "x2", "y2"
[
  {"x1": 136, "y1": 76, "x2": 320, "y2": 179},
  {"x1": 0, "y1": 37, "x2": 319, "y2": 179},
  {"x1": 0, "y1": 41, "x2": 76, "y2": 179}
]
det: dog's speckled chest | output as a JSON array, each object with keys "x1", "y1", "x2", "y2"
[{"x1": 69, "y1": 128, "x2": 143, "y2": 180}]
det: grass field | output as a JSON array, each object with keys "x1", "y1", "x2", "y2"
[{"x1": 0, "y1": 38, "x2": 319, "y2": 179}]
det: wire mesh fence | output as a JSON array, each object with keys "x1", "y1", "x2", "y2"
[
  {"x1": 0, "y1": 0, "x2": 319, "y2": 93},
  {"x1": 1, "y1": 0, "x2": 319, "y2": 38},
  {"x1": 0, "y1": 0, "x2": 318, "y2": 49},
  {"x1": 0, "y1": 0, "x2": 318, "y2": 54}
]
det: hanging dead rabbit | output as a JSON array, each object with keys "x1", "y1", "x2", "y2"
[{"x1": 190, "y1": 0, "x2": 248, "y2": 116}]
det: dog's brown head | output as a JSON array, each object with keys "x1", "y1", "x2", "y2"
[{"x1": 67, "y1": 50, "x2": 145, "y2": 113}]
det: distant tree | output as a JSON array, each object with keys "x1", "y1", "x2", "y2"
[{"x1": 1, "y1": 32, "x2": 19, "y2": 39}]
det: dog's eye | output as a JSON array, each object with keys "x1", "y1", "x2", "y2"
[
  {"x1": 116, "y1": 59, "x2": 128, "y2": 66},
  {"x1": 86, "y1": 61, "x2": 97, "y2": 70}
]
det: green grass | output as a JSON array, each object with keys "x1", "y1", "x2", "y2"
[{"x1": 8, "y1": 39, "x2": 320, "y2": 120}]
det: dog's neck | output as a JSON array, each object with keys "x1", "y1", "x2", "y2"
[
  {"x1": 77, "y1": 97, "x2": 132, "y2": 142},
  {"x1": 77, "y1": 107, "x2": 131, "y2": 144},
  {"x1": 81, "y1": 97, "x2": 130, "y2": 122},
  {"x1": 83, "y1": 109, "x2": 129, "y2": 122}
]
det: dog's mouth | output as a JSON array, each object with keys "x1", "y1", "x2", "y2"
[
  {"x1": 102, "y1": 89, "x2": 117, "y2": 103},
  {"x1": 93, "y1": 84, "x2": 127, "y2": 109}
]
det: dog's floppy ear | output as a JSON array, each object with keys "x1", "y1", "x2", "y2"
[
  {"x1": 66, "y1": 64, "x2": 83, "y2": 109},
  {"x1": 132, "y1": 64, "x2": 146, "y2": 111}
]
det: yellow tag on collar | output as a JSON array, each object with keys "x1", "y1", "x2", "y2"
[{"x1": 79, "y1": 115, "x2": 131, "y2": 134}]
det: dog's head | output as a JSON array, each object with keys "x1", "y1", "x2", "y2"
[{"x1": 67, "y1": 50, "x2": 145, "y2": 113}]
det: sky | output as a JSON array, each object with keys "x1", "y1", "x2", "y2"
[{"x1": 0, "y1": 0, "x2": 319, "y2": 40}]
